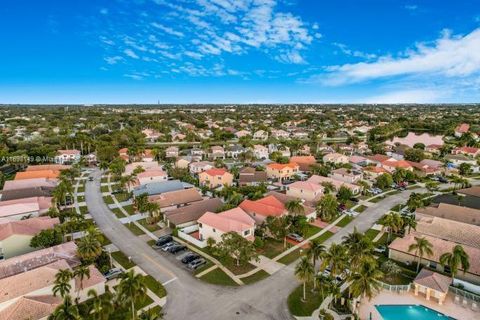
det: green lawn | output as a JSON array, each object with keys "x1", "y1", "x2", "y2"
[
  {"x1": 241, "y1": 270, "x2": 270, "y2": 285},
  {"x1": 77, "y1": 185, "x2": 85, "y2": 193},
  {"x1": 336, "y1": 215, "x2": 353, "y2": 228},
  {"x1": 100, "y1": 185, "x2": 110, "y2": 193},
  {"x1": 303, "y1": 224, "x2": 322, "y2": 238},
  {"x1": 79, "y1": 206, "x2": 88, "y2": 214},
  {"x1": 111, "y1": 251, "x2": 136, "y2": 269},
  {"x1": 103, "y1": 196, "x2": 114, "y2": 205},
  {"x1": 144, "y1": 275, "x2": 167, "y2": 298},
  {"x1": 135, "y1": 295, "x2": 154, "y2": 309},
  {"x1": 123, "y1": 205, "x2": 135, "y2": 215},
  {"x1": 101, "y1": 177, "x2": 109, "y2": 183},
  {"x1": 200, "y1": 268, "x2": 238, "y2": 286},
  {"x1": 256, "y1": 238, "x2": 287, "y2": 259},
  {"x1": 193, "y1": 260, "x2": 214, "y2": 276},
  {"x1": 215, "y1": 255, "x2": 256, "y2": 275},
  {"x1": 138, "y1": 219, "x2": 161, "y2": 232},
  {"x1": 77, "y1": 195, "x2": 85, "y2": 202},
  {"x1": 369, "y1": 195, "x2": 386, "y2": 203},
  {"x1": 111, "y1": 208, "x2": 126, "y2": 218},
  {"x1": 355, "y1": 205, "x2": 367, "y2": 213},
  {"x1": 407, "y1": 185, "x2": 421, "y2": 190},
  {"x1": 364, "y1": 229, "x2": 380, "y2": 240},
  {"x1": 375, "y1": 232, "x2": 390, "y2": 245},
  {"x1": 390, "y1": 204, "x2": 402, "y2": 212},
  {"x1": 114, "y1": 191, "x2": 131, "y2": 202},
  {"x1": 277, "y1": 248, "x2": 304, "y2": 265},
  {"x1": 100, "y1": 234, "x2": 112, "y2": 246},
  {"x1": 314, "y1": 230, "x2": 334, "y2": 243},
  {"x1": 125, "y1": 222, "x2": 145, "y2": 236},
  {"x1": 287, "y1": 283, "x2": 326, "y2": 317}
]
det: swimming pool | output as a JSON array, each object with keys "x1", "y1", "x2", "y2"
[{"x1": 375, "y1": 305, "x2": 455, "y2": 320}]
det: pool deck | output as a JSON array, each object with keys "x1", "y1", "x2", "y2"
[{"x1": 358, "y1": 290, "x2": 478, "y2": 320}]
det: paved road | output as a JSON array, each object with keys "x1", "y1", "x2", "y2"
[{"x1": 85, "y1": 169, "x2": 427, "y2": 320}]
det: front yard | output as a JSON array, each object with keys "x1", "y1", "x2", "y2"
[
  {"x1": 288, "y1": 282, "x2": 327, "y2": 317},
  {"x1": 111, "y1": 251, "x2": 136, "y2": 269},
  {"x1": 200, "y1": 268, "x2": 239, "y2": 286}
]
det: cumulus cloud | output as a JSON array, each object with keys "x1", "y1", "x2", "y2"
[
  {"x1": 123, "y1": 49, "x2": 139, "y2": 59},
  {"x1": 320, "y1": 28, "x2": 480, "y2": 85}
]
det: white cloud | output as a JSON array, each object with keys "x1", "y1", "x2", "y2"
[
  {"x1": 404, "y1": 5, "x2": 418, "y2": 11},
  {"x1": 332, "y1": 42, "x2": 376, "y2": 60},
  {"x1": 100, "y1": 8, "x2": 109, "y2": 15},
  {"x1": 124, "y1": 49, "x2": 139, "y2": 59},
  {"x1": 104, "y1": 56, "x2": 124, "y2": 65},
  {"x1": 363, "y1": 89, "x2": 443, "y2": 104},
  {"x1": 321, "y1": 28, "x2": 480, "y2": 85},
  {"x1": 151, "y1": 22, "x2": 185, "y2": 38}
]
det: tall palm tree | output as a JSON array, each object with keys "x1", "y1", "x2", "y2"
[
  {"x1": 74, "y1": 265, "x2": 90, "y2": 298},
  {"x1": 286, "y1": 199, "x2": 305, "y2": 216},
  {"x1": 408, "y1": 237, "x2": 433, "y2": 273},
  {"x1": 133, "y1": 193, "x2": 149, "y2": 213},
  {"x1": 342, "y1": 228, "x2": 374, "y2": 269},
  {"x1": 117, "y1": 270, "x2": 148, "y2": 320},
  {"x1": 348, "y1": 259, "x2": 383, "y2": 300},
  {"x1": 440, "y1": 245, "x2": 470, "y2": 280},
  {"x1": 295, "y1": 257, "x2": 314, "y2": 302},
  {"x1": 314, "y1": 274, "x2": 330, "y2": 299},
  {"x1": 140, "y1": 308, "x2": 164, "y2": 320},
  {"x1": 321, "y1": 243, "x2": 348, "y2": 277},
  {"x1": 49, "y1": 295, "x2": 81, "y2": 320},
  {"x1": 321, "y1": 182, "x2": 335, "y2": 194},
  {"x1": 306, "y1": 239, "x2": 325, "y2": 290},
  {"x1": 53, "y1": 269, "x2": 73, "y2": 298},
  {"x1": 77, "y1": 231, "x2": 103, "y2": 263},
  {"x1": 402, "y1": 215, "x2": 417, "y2": 234},
  {"x1": 380, "y1": 212, "x2": 403, "y2": 242},
  {"x1": 228, "y1": 191, "x2": 244, "y2": 206},
  {"x1": 146, "y1": 201, "x2": 162, "y2": 224},
  {"x1": 316, "y1": 194, "x2": 338, "y2": 222}
]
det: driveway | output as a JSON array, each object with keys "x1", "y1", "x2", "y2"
[{"x1": 85, "y1": 168, "x2": 427, "y2": 320}]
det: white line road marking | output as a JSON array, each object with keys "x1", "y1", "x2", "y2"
[{"x1": 162, "y1": 277, "x2": 178, "y2": 286}]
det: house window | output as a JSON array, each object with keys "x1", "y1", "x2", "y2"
[
  {"x1": 429, "y1": 261, "x2": 437, "y2": 270},
  {"x1": 244, "y1": 230, "x2": 250, "y2": 236},
  {"x1": 213, "y1": 228, "x2": 216, "y2": 233}
]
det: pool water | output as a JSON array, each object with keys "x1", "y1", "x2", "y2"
[{"x1": 375, "y1": 305, "x2": 455, "y2": 320}]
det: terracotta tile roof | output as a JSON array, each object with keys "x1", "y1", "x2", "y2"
[
  {"x1": 0, "y1": 259, "x2": 70, "y2": 303},
  {"x1": 417, "y1": 203, "x2": 480, "y2": 226},
  {"x1": 15, "y1": 170, "x2": 60, "y2": 180},
  {"x1": 136, "y1": 169, "x2": 167, "y2": 178},
  {"x1": 2, "y1": 178, "x2": 58, "y2": 191},
  {"x1": 288, "y1": 181, "x2": 324, "y2": 193},
  {"x1": 455, "y1": 146, "x2": 479, "y2": 154},
  {"x1": 0, "y1": 217, "x2": 59, "y2": 240},
  {"x1": 349, "y1": 155, "x2": 367, "y2": 164},
  {"x1": 364, "y1": 166, "x2": 388, "y2": 174},
  {"x1": 149, "y1": 188, "x2": 203, "y2": 208},
  {"x1": 198, "y1": 207, "x2": 255, "y2": 233},
  {"x1": 306, "y1": 175, "x2": 358, "y2": 191},
  {"x1": 0, "y1": 187, "x2": 54, "y2": 202},
  {"x1": 0, "y1": 197, "x2": 53, "y2": 218},
  {"x1": 25, "y1": 164, "x2": 71, "y2": 171},
  {"x1": 381, "y1": 159, "x2": 413, "y2": 169},
  {"x1": 265, "y1": 192, "x2": 316, "y2": 216},
  {"x1": 455, "y1": 123, "x2": 470, "y2": 133},
  {"x1": 202, "y1": 168, "x2": 230, "y2": 176},
  {"x1": 0, "y1": 295, "x2": 61, "y2": 320},
  {"x1": 366, "y1": 154, "x2": 390, "y2": 163},
  {"x1": 75, "y1": 265, "x2": 106, "y2": 289},
  {"x1": 239, "y1": 195, "x2": 286, "y2": 217},
  {"x1": 415, "y1": 214, "x2": 480, "y2": 249},
  {"x1": 164, "y1": 198, "x2": 223, "y2": 225},
  {"x1": 267, "y1": 163, "x2": 299, "y2": 170},
  {"x1": 389, "y1": 234, "x2": 480, "y2": 275},
  {"x1": 458, "y1": 186, "x2": 480, "y2": 198},
  {"x1": 57, "y1": 149, "x2": 80, "y2": 155},
  {"x1": 290, "y1": 156, "x2": 316, "y2": 164},
  {"x1": 0, "y1": 242, "x2": 79, "y2": 279},
  {"x1": 414, "y1": 268, "x2": 451, "y2": 293}
]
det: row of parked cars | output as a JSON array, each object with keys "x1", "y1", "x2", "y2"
[{"x1": 153, "y1": 235, "x2": 207, "y2": 270}]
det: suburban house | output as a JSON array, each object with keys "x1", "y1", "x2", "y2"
[
  {"x1": 286, "y1": 181, "x2": 324, "y2": 203},
  {"x1": 148, "y1": 188, "x2": 203, "y2": 211},
  {"x1": 132, "y1": 180, "x2": 193, "y2": 198},
  {"x1": 0, "y1": 217, "x2": 59, "y2": 259},
  {"x1": 0, "y1": 186, "x2": 54, "y2": 202},
  {"x1": 445, "y1": 154, "x2": 477, "y2": 167},
  {"x1": 124, "y1": 161, "x2": 163, "y2": 176},
  {"x1": 452, "y1": 146, "x2": 480, "y2": 158},
  {"x1": 266, "y1": 163, "x2": 299, "y2": 181},
  {"x1": 198, "y1": 168, "x2": 234, "y2": 189},
  {"x1": 134, "y1": 169, "x2": 168, "y2": 187},
  {"x1": 25, "y1": 164, "x2": 70, "y2": 172},
  {"x1": 238, "y1": 167, "x2": 267, "y2": 186},
  {"x1": 365, "y1": 154, "x2": 390, "y2": 166},
  {"x1": 190, "y1": 148, "x2": 204, "y2": 159},
  {"x1": 253, "y1": 145, "x2": 269, "y2": 160},
  {"x1": 165, "y1": 146, "x2": 179, "y2": 158},
  {"x1": 290, "y1": 156, "x2": 316, "y2": 172},
  {"x1": 253, "y1": 130, "x2": 268, "y2": 140},
  {"x1": 118, "y1": 148, "x2": 129, "y2": 162},
  {"x1": 348, "y1": 155, "x2": 368, "y2": 167},
  {"x1": 454, "y1": 123, "x2": 470, "y2": 137},
  {"x1": 226, "y1": 145, "x2": 246, "y2": 159},
  {"x1": 210, "y1": 146, "x2": 225, "y2": 159},
  {"x1": 175, "y1": 157, "x2": 191, "y2": 169},
  {"x1": 142, "y1": 128, "x2": 161, "y2": 142},
  {"x1": 197, "y1": 207, "x2": 255, "y2": 243},
  {"x1": 239, "y1": 195, "x2": 287, "y2": 224},
  {"x1": 380, "y1": 159, "x2": 414, "y2": 173},
  {"x1": 15, "y1": 170, "x2": 60, "y2": 181},
  {"x1": 0, "y1": 295, "x2": 62, "y2": 320},
  {"x1": 307, "y1": 175, "x2": 361, "y2": 194},
  {"x1": 408, "y1": 161, "x2": 443, "y2": 177},
  {"x1": 271, "y1": 129, "x2": 289, "y2": 139},
  {"x1": 416, "y1": 203, "x2": 480, "y2": 226},
  {"x1": 235, "y1": 130, "x2": 251, "y2": 138},
  {"x1": 140, "y1": 149, "x2": 155, "y2": 162},
  {"x1": 189, "y1": 161, "x2": 214, "y2": 174},
  {"x1": 2, "y1": 178, "x2": 57, "y2": 192},
  {"x1": 266, "y1": 191, "x2": 316, "y2": 220},
  {"x1": 363, "y1": 166, "x2": 389, "y2": 179},
  {"x1": 54, "y1": 149, "x2": 81, "y2": 164},
  {"x1": 425, "y1": 144, "x2": 442, "y2": 154},
  {"x1": 163, "y1": 198, "x2": 223, "y2": 228},
  {"x1": 323, "y1": 153, "x2": 349, "y2": 165},
  {"x1": 0, "y1": 197, "x2": 53, "y2": 221},
  {"x1": 330, "y1": 168, "x2": 363, "y2": 184}
]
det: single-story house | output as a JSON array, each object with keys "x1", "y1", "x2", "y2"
[
  {"x1": 416, "y1": 203, "x2": 480, "y2": 226},
  {"x1": 132, "y1": 180, "x2": 193, "y2": 198},
  {"x1": 307, "y1": 175, "x2": 361, "y2": 194},
  {"x1": 148, "y1": 188, "x2": 203, "y2": 211},
  {"x1": 290, "y1": 156, "x2": 317, "y2": 172},
  {"x1": 54, "y1": 149, "x2": 81, "y2": 164},
  {"x1": 0, "y1": 186, "x2": 54, "y2": 202},
  {"x1": 14, "y1": 170, "x2": 60, "y2": 181},
  {"x1": 330, "y1": 168, "x2": 363, "y2": 184},
  {"x1": 163, "y1": 198, "x2": 223, "y2": 228},
  {"x1": 198, "y1": 207, "x2": 255, "y2": 243},
  {"x1": 238, "y1": 167, "x2": 267, "y2": 186},
  {"x1": 323, "y1": 153, "x2": 349, "y2": 165},
  {"x1": 0, "y1": 197, "x2": 53, "y2": 221}
]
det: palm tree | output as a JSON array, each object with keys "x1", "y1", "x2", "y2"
[
  {"x1": 314, "y1": 274, "x2": 330, "y2": 299},
  {"x1": 321, "y1": 181, "x2": 335, "y2": 194},
  {"x1": 117, "y1": 270, "x2": 148, "y2": 320},
  {"x1": 316, "y1": 194, "x2": 338, "y2": 222},
  {"x1": 348, "y1": 259, "x2": 383, "y2": 300},
  {"x1": 321, "y1": 243, "x2": 348, "y2": 277},
  {"x1": 77, "y1": 230, "x2": 103, "y2": 263},
  {"x1": 53, "y1": 269, "x2": 73, "y2": 298},
  {"x1": 140, "y1": 308, "x2": 164, "y2": 320},
  {"x1": 133, "y1": 193, "x2": 149, "y2": 213},
  {"x1": 49, "y1": 295, "x2": 81, "y2": 320},
  {"x1": 286, "y1": 199, "x2": 305, "y2": 216},
  {"x1": 408, "y1": 237, "x2": 433, "y2": 273},
  {"x1": 74, "y1": 266, "x2": 90, "y2": 298},
  {"x1": 440, "y1": 245, "x2": 470, "y2": 280},
  {"x1": 342, "y1": 228, "x2": 374, "y2": 269},
  {"x1": 228, "y1": 191, "x2": 244, "y2": 206},
  {"x1": 402, "y1": 215, "x2": 417, "y2": 234},
  {"x1": 295, "y1": 257, "x2": 314, "y2": 302},
  {"x1": 146, "y1": 201, "x2": 162, "y2": 224},
  {"x1": 330, "y1": 280, "x2": 341, "y2": 305},
  {"x1": 380, "y1": 212, "x2": 403, "y2": 242},
  {"x1": 306, "y1": 239, "x2": 325, "y2": 290}
]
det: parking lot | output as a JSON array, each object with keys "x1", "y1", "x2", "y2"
[{"x1": 152, "y1": 236, "x2": 208, "y2": 272}]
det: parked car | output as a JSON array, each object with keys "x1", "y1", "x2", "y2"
[
  {"x1": 88, "y1": 176, "x2": 94, "y2": 181},
  {"x1": 168, "y1": 245, "x2": 187, "y2": 254},
  {"x1": 349, "y1": 197, "x2": 359, "y2": 203},
  {"x1": 187, "y1": 258, "x2": 207, "y2": 270},
  {"x1": 345, "y1": 209, "x2": 358, "y2": 217},
  {"x1": 438, "y1": 176, "x2": 448, "y2": 183},
  {"x1": 181, "y1": 253, "x2": 201, "y2": 264},
  {"x1": 373, "y1": 245, "x2": 387, "y2": 254},
  {"x1": 161, "y1": 242, "x2": 177, "y2": 252},
  {"x1": 287, "y1": 233, "x2": 304, "y2": 242},
  {"x1": 104, "y1": 268, "x2": 123, "y2": 280},
  {"x1": 153, "y1": 236, "x2": 173, "y2": 248}
]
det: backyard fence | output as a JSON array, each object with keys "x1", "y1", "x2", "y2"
[
  {"x1": 450, "y1": 286, "x2": 480, "y2": 304},
  {"x1": 375, "y1": 280, "x2": 411, "y2": 293}
]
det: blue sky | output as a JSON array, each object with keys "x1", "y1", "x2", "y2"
[{"x1": 1, "y1": 0, "x2": 480, "y2": 104}]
